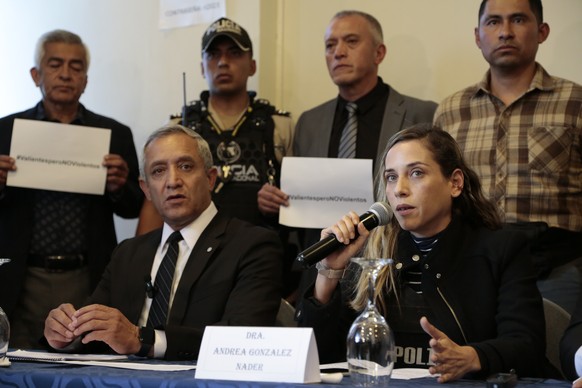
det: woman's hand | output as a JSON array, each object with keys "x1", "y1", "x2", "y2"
[
  {"x1": 313, "y1": 211, "x2": 370, "y2": 304},
  {"x1": 420, "y1": 316, "x2": 481, "y2": 383},
  {"x1": 320, "y1": 211, "x2": 370, "y2": 268}
]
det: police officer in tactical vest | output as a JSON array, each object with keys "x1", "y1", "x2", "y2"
[{"x1": 136, "y1": 19, "x2": 295, "y2": 290}]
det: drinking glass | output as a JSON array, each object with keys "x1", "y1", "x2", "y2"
[{"x1": 346, "y1": 257, "x2": 395, "y2": 386}]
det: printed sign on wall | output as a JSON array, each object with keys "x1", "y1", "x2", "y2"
[{"x1": 159, "y1": 0, "x2": 225, "y2": 29}]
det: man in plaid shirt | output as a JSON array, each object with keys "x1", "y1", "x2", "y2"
[{"x1": 434, "y1": 0, "x2": 582, "y2": 313}]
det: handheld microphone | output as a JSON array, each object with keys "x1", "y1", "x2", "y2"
[
  {"x1": 296, "y1": 201, "x2": 392, "y2": 268},
  {"x1": 181, "y1": 72, "x2": 188, "y2": 127},
  {"x1": 145, "y1": 275, "x2": 156, "y2": 298}
]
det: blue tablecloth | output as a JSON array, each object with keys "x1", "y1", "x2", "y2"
[{"x1": 0, "y1": 359, "x2": 572, "y2": 388}]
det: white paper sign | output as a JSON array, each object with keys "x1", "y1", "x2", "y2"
[
  {"x1": 280, "y1": 157, "x2": 374, "y2": 228},
  {"x1": 159, "y1": 0, "x2": 225, "y2": 30},
  {"x1": 196, "y1": 326, "x2": 321, "y2": 383},
  {"x1": 8, "y1": 119, "x2": 111, "y2": 195}
]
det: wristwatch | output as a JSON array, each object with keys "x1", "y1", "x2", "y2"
[
  {"x1": 315, "y1": 262, "x2": 346, "y2": 279},
  {"x1": 136, "y1": 326, "x2": 154, "y2": 357}
]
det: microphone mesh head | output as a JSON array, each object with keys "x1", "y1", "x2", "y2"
[{"x1": 369, "y1": 202, "x2": 393, "y2": 225}]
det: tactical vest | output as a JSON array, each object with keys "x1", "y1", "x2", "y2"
[{"x1": 177, "y1": 91, "x2": 283, "y2": 226}]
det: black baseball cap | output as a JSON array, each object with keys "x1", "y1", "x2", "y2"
[{"x1": 201, "y1": 17, "x2": 252, "y2": 53}]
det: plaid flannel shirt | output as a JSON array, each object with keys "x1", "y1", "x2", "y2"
[{"x1": 435, "y1": 63, "x2": 582, "y2": 232}]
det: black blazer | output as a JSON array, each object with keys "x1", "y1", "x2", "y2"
[
  {"x1": 86, "y1": 212, "x2": 283, "y2": 360},
  {"x1": 298, "y1": 218, "x2": 557, "y2": 379},
  {"x1": 0, "y1": 102, "x2": 143, "y2": 317}
]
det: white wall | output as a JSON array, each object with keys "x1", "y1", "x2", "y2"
[
  {"x1": 280, "y1": 0, "x2": 582, "y2": 113},
  {"x1": 1, "y1": 0, "x2": 581, "y2": 241}
]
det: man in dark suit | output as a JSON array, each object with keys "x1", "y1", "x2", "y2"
[
  {"x1": 0, "y1": 29, "x2": 143, "y2": 348},
  {"x1": 258, "y1": 10, "x2": 436, "y2": 226},
  {"x1": 292, "y1": 10, "x2": 436, "y2": 177},
  {"x1": 44, "y1": 125, "x2": 282, "y2": 360},
  {"x1": 561, "y1": 295, "x2": 582, "y2": 382}
]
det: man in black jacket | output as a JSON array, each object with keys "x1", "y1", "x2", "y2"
[
  {"x1": 0, "y1": 29, "x2": 143, "y2": 348},
  {"x1": 44, "y1": 125, "x2": 281, "y2": 359}
]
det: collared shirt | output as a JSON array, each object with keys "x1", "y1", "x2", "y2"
[
  {"x1": 329, "y1": 77, "x2": 390, "y2": 163},
  {"x1": 434, "y1": 63, "x2": 582, "y2": 231},
  {"x1": 138, "y1": 202, "x2": 218, "y2": 357}
]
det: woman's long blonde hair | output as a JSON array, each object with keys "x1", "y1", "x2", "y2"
[{"x1": 350, "y1": 124, "x2": 501, "y2": 313}]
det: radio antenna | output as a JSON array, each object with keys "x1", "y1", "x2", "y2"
[{"x1": 181, "y1": 72, "x2": 187, "y2": 127}]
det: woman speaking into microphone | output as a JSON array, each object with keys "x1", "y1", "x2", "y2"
[{"x1": 297, "y1": 124, "x2": 559, "y2": 382}]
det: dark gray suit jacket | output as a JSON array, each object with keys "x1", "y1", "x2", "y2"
[
  {"x1": 293, "y1": 85, "x2": 437, "y2": 179},
  {"x1": 85, "y1": 212, "x2": 283, "y2": 360},
  {"x1": 292, "y1": 84, "x2": 438, "y2": 291}
]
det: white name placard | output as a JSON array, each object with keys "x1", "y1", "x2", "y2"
[{"x1": 195, "y1": 326, "x2": 321, "y2": 383}]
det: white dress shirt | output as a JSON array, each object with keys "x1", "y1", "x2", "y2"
[{"x1": 138, "y1": 202, "x2": 218, "y2": 357}]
